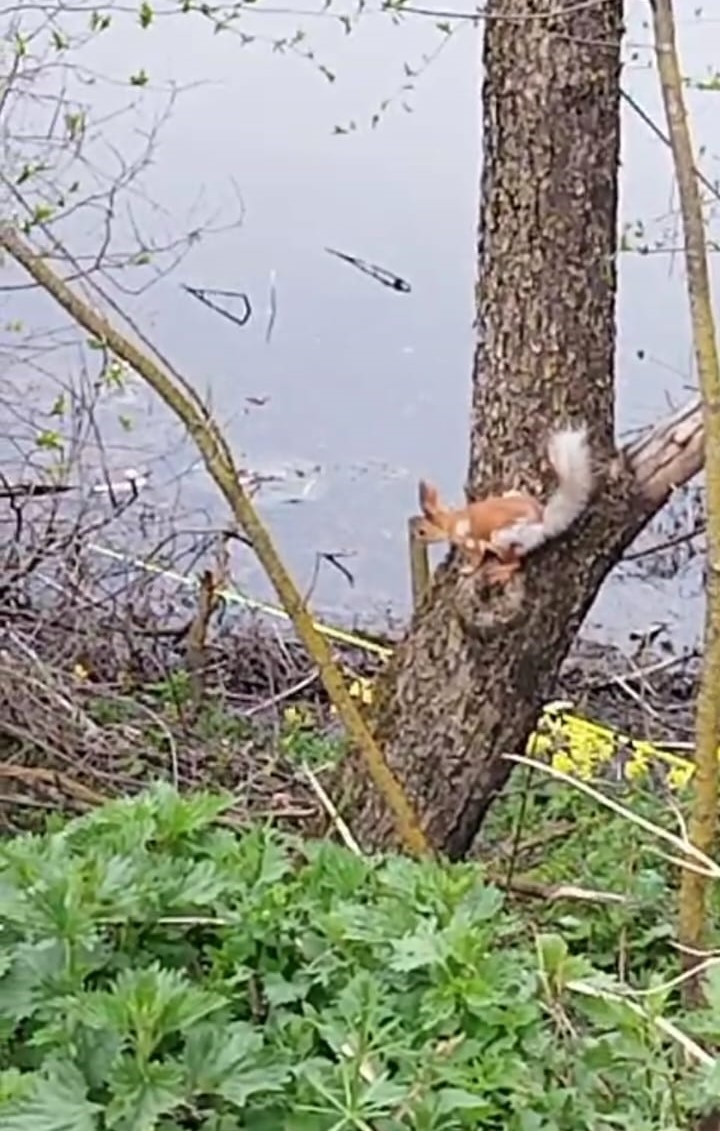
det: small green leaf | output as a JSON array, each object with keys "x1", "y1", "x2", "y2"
[
  {"x1": 65, "y1": 112, "x2": 86, "y2": 141},
  {"x1": 89, "y1": 11, "x2": 112, "y2": 30},
  {"x1": 436, "y1": 1086, "x2": 488, "y2": 1114},
  {"x1": 35, "y1": 429, "x2": 63, "y2": 451},
  {"x1": 536, "y1": 932, "x2": 568, "y2": 978},
  {"x1": 32, "y1": 203, "x2": 54, "y2": 224}
]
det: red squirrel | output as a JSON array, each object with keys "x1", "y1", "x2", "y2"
[{"x1": 415, "y1": 426, "x2": 593, "y2": 584}]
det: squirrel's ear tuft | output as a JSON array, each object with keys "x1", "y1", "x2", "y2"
[{"x1": 418, "y1": 479, "x2": 439, "y2": 516}]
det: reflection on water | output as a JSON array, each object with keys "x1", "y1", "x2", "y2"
[{"x1": 0, "y1": 0, "x2": 717, "y2": 648}]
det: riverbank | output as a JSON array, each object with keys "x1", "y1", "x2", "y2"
[{"x1": 0, "y1": 574, "x2": 701, "y2": 837}]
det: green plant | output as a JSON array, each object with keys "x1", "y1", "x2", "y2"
[
  {"x1": 280, "y1": 715, "x2": 346, "y2": 768},
  {"x1": 0, "y1": 785, "x2": 703, "y2": 1129},
  {"x1": 144, "y1": 671, "x2": 193, "y2": 713},
  {"x1": 482, "y1": 774, "x2": 699, "y2": 984}
]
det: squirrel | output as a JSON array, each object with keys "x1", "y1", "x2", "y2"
[{"x1": 415, "y1": 426, "x2": 593, "y2": 584}]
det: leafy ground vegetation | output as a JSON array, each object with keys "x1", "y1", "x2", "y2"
[
  {"x1": 0, "y1": 590, "x2": 700, "y2": 832},
  {"x1": 0, "y1": 782, "x2": 718, "y2": 1131},
  {"x1": 0, "y1": 575, "x2": 716, "y2": 1127}
]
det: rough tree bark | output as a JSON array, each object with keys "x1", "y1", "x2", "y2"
[{"x1": 336, "y1": 0, "x2": 704, "y2": 858}]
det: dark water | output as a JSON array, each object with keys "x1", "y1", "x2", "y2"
[{"x1": 1, "y1": 1, "x2": 717, "y2": 649}]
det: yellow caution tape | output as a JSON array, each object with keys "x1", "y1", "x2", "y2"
[
  {"x1": 89, "y1": 542, "x2": 698, "y2": 787},
  {"x1": 89, "y1": 543, "x2": 393, "y2": 658}
]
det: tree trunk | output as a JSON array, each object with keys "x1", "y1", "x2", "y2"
[
  {"x1": 468, "y1": 0, "x2": 620, "y2": 488},
  {"x1": 337, "y1": 0, "x2": 634, "y2": 858}
]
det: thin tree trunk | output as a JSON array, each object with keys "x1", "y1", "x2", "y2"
[
  {"x1": 337, "y1": 0, "x2": 636, "y2": 857},
  {"x1": 650, "y1": 0, "x2": 720, "y2": 1000}
]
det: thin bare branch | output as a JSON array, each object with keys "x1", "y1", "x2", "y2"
[{"x1": 649, "y1": 0, "x2": 720, "y2": 1003}]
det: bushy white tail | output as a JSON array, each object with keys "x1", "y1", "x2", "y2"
[
  {"x1": 542, "y1": 426, "x2": 593, "y2": 540},
  {"x1": 491, "y1": 426, "x2": 592, "y2": 556}
]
